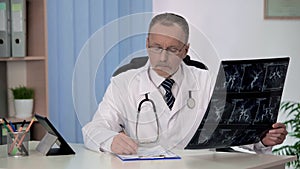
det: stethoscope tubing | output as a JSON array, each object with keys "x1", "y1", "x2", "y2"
[
  {"x1": 135, "y1": 91, "x2": 195, "y2": 144},
  {"x1": 136, "y1": 93, "x2": 159, "y2": 143}
]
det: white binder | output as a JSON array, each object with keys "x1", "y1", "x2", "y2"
[
  {"x1": 0, "y1": 0, "x2": 11, "y2": 57},
  {"x1": 10, "y1": 0, "x2": 26, "y2": 57}
]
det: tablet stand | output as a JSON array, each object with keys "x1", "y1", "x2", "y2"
[
  {"x1": 36, "y1": 132, "x2": 75, "y2": 156},
  {"x1": 215, "y1": 147, "x2": 238, "y2": 152}
]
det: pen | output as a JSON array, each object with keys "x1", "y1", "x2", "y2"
[
  {"x1": 8, "y1": 120, "x2": 29, "y2": 154},
  {"x1": 2, "y1": 119, "x2": 12, "y2": 133},
  {"x1": 9, "y1": 121, "x2": 16, "y2": 132},
  {"x1": 2, "y1": 119, "x2": 21, "y2": 154},
  {"x1": 138, "y1": 154, "x2": 166, "y2": 158},
  {"x1": 120, "y1": 124, "x2": 128, "y2": 135},
  {"x1": 2, "y1": 118, "x2": 14, "y2": 133},
  {"x1": 17, "y1": 118, "x2": 35, "y2": 148},
  {"x1": 12, "y1": 118, "x2": 34, "y2": 155},
  {"x1": 18, "y1": 120, "x2": 26, "y2": 132},
  {"x1": 8, "y1": 132, "x2": 20, "y2": 154},
  {"x1": 3, "y1": 118, "x2": 22, "y2": 154}
]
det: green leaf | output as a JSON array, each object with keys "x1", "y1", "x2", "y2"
[
  {"x1": 10, "y1": 85, "x2": 34, "y2": 99},
  {"x1": 274, "y1": 101, "x2": 300, "y2": 168}
]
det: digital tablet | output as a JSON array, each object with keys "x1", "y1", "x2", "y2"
[{"x1": 35, "y1": 114, "x2": 75, "y2": 155}]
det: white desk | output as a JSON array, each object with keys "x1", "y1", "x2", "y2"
[{"x1": 0, "y1": 141, "x2": 296, "y2": 169}]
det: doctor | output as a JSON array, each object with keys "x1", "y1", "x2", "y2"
[{"x1": 82, "y1": 13, "x2": 287, "y2": 155}]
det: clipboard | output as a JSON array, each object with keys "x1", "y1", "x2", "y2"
[{"x1": 116, "y1": 145, "x2": 181, "y2": 161}]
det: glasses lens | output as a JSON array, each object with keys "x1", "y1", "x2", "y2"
[
  {"x1": 166, "y1": 47, "x2": 179, "y2": 54},
  {"x1": 148, "y1": 44, "x2": 185, "y2": 56},
  {"x1": 150, "y1": 47, "x2": 162, "y2": 54}
]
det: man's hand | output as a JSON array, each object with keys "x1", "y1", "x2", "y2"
[
  {"x1": 111, "y1": 133, "x2": 138, "y2": 155},
  {"x1": 262, "y1": 123, "x2": 288, "y2": 146}
]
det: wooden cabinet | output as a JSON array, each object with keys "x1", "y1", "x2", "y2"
[{"x1": 0, "y1": 0, "x2": 48, "y2": 141}]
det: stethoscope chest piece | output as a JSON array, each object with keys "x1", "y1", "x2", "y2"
[{"x1": 187, "y1": 91, "x2": 195, "y2": 109}]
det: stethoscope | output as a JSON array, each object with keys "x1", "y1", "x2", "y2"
[{"x1": 135, "y1": 91, "x2": 195, "y2": 144}]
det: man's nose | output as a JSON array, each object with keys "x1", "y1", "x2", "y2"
[{"x1": 159, "y1": 49, "x2": 168, "y2": 62}]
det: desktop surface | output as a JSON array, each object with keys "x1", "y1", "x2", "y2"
[{"x1": 0, "y1": 141, "x2": 296, "y2": 169}]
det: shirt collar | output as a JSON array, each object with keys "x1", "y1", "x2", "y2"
[
  {"x1": 139, "y1": 61, "x2": 201, "y2": 95},
  {"x1": 149, "y1": 63, "x2": 183, "y2": 88}
]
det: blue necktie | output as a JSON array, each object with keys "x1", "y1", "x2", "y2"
[{"x1": 161, "y1": 78, "x2": 175, "y2": 109}]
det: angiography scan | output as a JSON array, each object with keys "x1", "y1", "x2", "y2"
[{"x1": 186, "y1": 57, "x2": 289, "y2": 149}]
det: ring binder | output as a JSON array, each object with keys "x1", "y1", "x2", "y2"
[
  {"x1": 0, "y1": 0, "x2": 11, "y2": 57},
  {"x1": 11, "y1": 0, "x2": 26, "y2": 57}
]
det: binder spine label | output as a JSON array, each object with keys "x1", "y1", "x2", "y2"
[
  {"x1": 11, "y1": 3, "x2": 23, "y2": 32},
  {"x1": 0, "y1": 2, "x2": 6, "y2": 31}
]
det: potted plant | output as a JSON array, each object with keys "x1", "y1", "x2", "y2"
[
  {"x1": 10, "y1": 86, "x2": 34, "y2": 118},
  {"x1": 273, "y1": 101, "x2": 300, "y2": 168}
]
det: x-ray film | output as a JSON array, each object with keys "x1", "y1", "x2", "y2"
[{"x1": 186, "y1": 57, "x2": 289, "y2": 149}]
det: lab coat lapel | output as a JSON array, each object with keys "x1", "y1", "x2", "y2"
[
  {"x1": 138, "y1": 69, "x2": 168, "y2": 114},
  {"x1": 165, "y1": 89, "x2": 204, "y2": 149},
  {"x1": 139, "y1": 69, "x2": 156, "y2": 95},
  {"x1": 170, "y1": 66, "x2": 199, "y2": 115},
  {"x1": 163, "y1": 65, "x2": 203, "y2": 148}
]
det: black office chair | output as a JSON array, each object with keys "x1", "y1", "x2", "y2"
[{"x1": 112, "y1": 55, "x2": 207, "y2": 77}]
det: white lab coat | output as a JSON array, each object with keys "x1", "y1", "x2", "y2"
[{"x1": 82, "y1": 61, "x2": 272, "y2": 154}]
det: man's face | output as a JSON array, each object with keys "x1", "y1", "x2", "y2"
[{"x1": 147, "y1": 23, "x2": 189, "y2": 78}]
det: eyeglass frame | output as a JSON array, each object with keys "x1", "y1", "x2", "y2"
[{"x1": 147, "y1": 39, "x2": 186, "y2": 56}]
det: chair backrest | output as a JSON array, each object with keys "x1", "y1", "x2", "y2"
[{"x1": 112, "y1": 55, "x2": 208, "y2": 77}]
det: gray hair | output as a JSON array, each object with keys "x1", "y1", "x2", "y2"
[{"x1": 148, "y1": 13, "x2": 189, "y2": 43}]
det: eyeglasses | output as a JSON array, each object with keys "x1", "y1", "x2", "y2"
[{"x1": 148, "y1": 43, "x2": 186, "y2": 56}]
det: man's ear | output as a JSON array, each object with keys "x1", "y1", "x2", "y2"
[
  {"x1": 182, "y1": 43, "x2": 190, "y2": 59},
  {"x1": 146, "y1": 37, "x2": 149, "y2": 48},
  {"x1": 185, "y1": 43, "x2": 190, "y2": 53}
]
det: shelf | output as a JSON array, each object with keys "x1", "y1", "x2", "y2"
[
  {"x1": 0, "y1": 56, "x2": 46, "y2": 62},
  {"x1": 5, "y1": 116, "x2": 34, "y2": 123},
  {"x1": 0, "y1": 0, "x2": 48, "y2": 141}
]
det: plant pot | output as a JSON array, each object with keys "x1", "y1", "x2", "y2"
[{"x1": 14, "y1": 99, "x2": 33, "y2": 119}]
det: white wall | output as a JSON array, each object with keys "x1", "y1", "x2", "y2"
[
  {"x1": 153, "y1": 0, "x2": 300, "y2": 158},
  {"x1": 153, "y1": 0, "x2": 300, "y2": 103}
]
